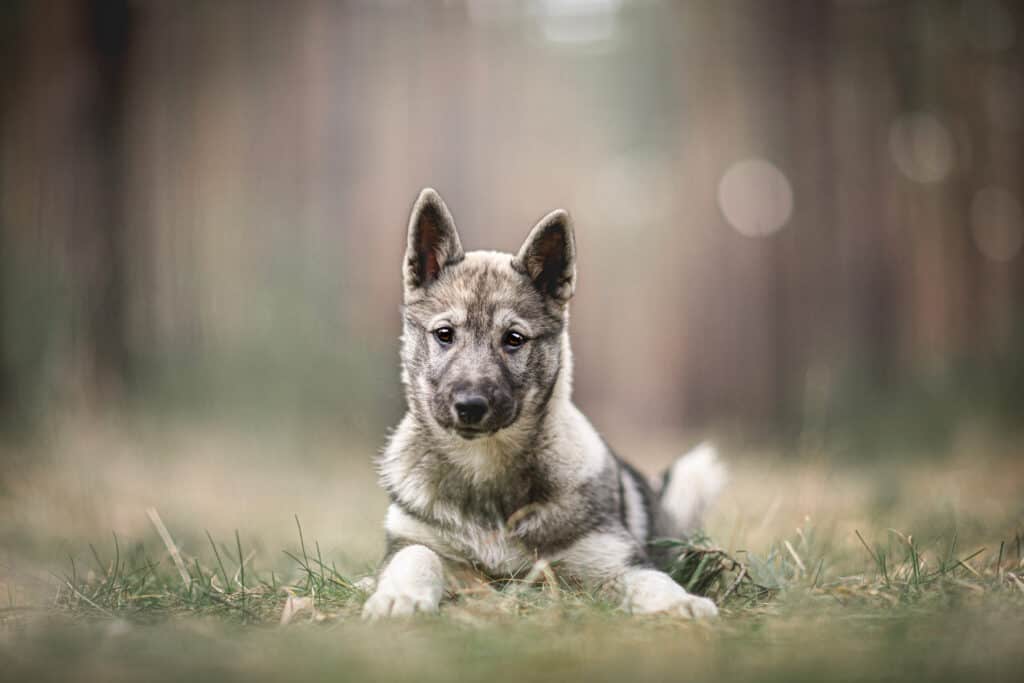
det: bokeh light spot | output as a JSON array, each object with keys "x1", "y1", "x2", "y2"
[
  {"x1": 971, "y1": 187, "x2": 1023, "y2": 263},
  {"x1": 888, "y1": 113, "x2": 956, "y2": 184},
  {"x1": 717, "y1": 159, "x2": 794, "y2": 237}
]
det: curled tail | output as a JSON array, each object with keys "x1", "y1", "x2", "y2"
[{"x1": 654, "y1": 442, "x2": 726, "y2": 540}]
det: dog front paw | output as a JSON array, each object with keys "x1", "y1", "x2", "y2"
[
  {"x1": 361, "y1": 545, "x2": 444, "y2": 620},
  {"x1": 668, "y1": 593, "x2": 719, "y2": 619},
  {"x1": 361, "y1": 584, "x2": 440, "y2": 619},
  {"x1": 622, "y1": 568, "x2": 719, "y2": 620}
]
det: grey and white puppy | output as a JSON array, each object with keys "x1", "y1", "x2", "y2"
[{"x1": 363, "y1": 188, "x2": 725, "y2": 619}]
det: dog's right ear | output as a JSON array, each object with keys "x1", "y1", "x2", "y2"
[{"x1": 404, "y1": 188, "x2": 465, "y2": 291}]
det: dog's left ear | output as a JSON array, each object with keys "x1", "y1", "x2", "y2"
[{"x1": 513, "y1": 209, "x2": 576, "y2": 304}]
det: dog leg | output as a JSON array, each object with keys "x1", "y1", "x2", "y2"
[
  {"x1": 558, "y1": 531, "x2": 718, "y2": 620},
  {"x1": 361, "y1": 544, "x2": 445, "y2": 619},
  {"x1": 619, "y1": 567, "x2": 718, "y2": 619}
]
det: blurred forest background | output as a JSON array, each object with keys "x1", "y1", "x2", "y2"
[{"x1": 1, "y1": 0, "x2": 1022, "y2": 459}]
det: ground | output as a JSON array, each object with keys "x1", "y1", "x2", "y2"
[{"x1": 1, "y1": 417, "x2": 1022, "y2": 682}]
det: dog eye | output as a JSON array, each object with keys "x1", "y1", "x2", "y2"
[
  {"x1": 434, "y1": 326, "x2": 455, "y2": 345},
  {"x1": 503, "y1": 331, "x2": 527, "y2": 349}
]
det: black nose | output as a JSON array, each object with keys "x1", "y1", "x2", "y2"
[{"x1": 454, "y1": 395, "x2": 489, "y2": 426}]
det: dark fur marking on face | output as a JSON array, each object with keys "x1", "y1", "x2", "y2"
[
  {"x1": 402, "y1": 253, "x2": 566, "y2": 438},
  {"x1": 493, "y1": 346, "x2": 521, "y2": 392}
]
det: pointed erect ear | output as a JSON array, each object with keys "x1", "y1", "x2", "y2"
[
  {"x1": 513, "y1": 209, "x2": 576, "y2": 303},
  {"x1": 404, "y1": 188, "x2": 465, "y2": 291}
]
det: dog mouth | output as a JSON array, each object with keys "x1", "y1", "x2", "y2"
[{"x1": 454, "y1": 426, "x2": 491, "y2": 440}]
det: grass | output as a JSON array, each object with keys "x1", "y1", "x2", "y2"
[
  {"x1": 2, "y1": 420, "x2": 1023, "y2": 681},
  {"x1": 39, "y1": 516, "x2": 1023, "y2": 625},
  {"x1": 48, "y1": 515, "x2": 363, "y2": 625},
  {"x1": 6, "y1": 524, "x2": 1023, "y2": 682}
]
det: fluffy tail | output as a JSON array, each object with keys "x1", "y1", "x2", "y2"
[{"x1": 654, "y1": 442, "x2": 726, "y2": 539}]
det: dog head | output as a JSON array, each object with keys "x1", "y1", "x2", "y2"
[{"x1": 399, "y1": 188, "x2": 575, "y2": 442}]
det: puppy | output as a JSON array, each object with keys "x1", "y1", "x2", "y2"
[{"x1": 363, "y1": 189, "x2": 724, "y2": 619}]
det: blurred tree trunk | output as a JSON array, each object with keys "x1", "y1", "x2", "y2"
[
  {"x1": 777, "y1": 0, "x2": 839, "y2": 431},
  {"x1": 83, "y1": 0, "x2": 136, "y2": 393},
  {"x1": 0, "y1": 3, "x2": 23, "y2": 423},
  {"x1": 0, "y1": 0, "x2": 138, "y2": 426}
]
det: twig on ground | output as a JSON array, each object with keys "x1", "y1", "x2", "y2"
[
  {"x1": 147, "y1": 508, "x2": 192, "y2": 591},
  {"x1": 785, "y1": 540, "x2": 807, "y2": 574},
  {"x1": 720, "y1": 565, "x2": 748, "y2": 603}
]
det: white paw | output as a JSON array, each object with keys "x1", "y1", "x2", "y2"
[
  {"x1": 622, "y1": 568, "x2": 719, "y2": 620},
  {"x1": 361, "y1": 585, "x2": 440, "y2": 619},
  {"x1": 669, "y1": 593, "x2": 719, "y2": 619},
  {"x1": 361, "y1": 545, "x2": 444, "y2": 620}
]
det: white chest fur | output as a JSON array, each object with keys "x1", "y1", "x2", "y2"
[
  {"x1": 385, "y1": 505, "x2": 534, "y2": 577},
  {"x1": 443, "y1": 522, "x2": 535, "y2": 576}
]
